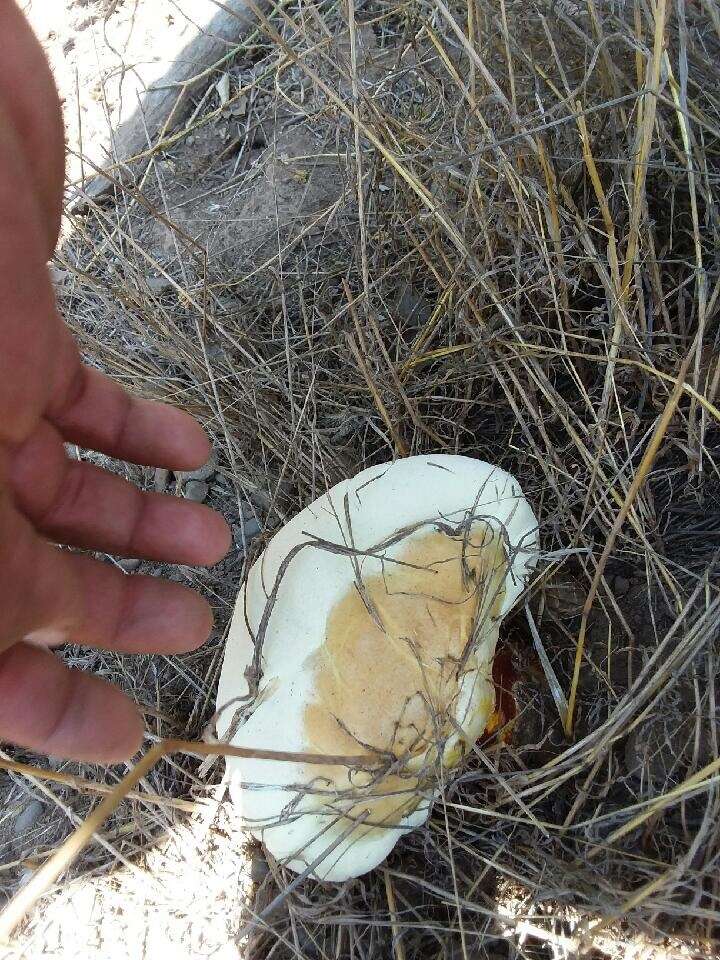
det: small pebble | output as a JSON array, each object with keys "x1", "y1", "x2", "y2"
[
  {"x1": 14, "y1": 800, "x2": 44, "y2": 836},
  {"x1": 248, "y1": 488, "x2": 272, "y2": 511},
  {"x1": 49, "y1": 265, "x2": 69, "y2": 286},
  {"x1": 146, "y1": 275, "x2": 173, "y2": 295},
  {"x1": 185, "y1": 480, "x2": 209, "y2": 502},
  {"x1": 395, "y1": 287, "x2": 432, "y2": 326},
  {"x1": 154, "y1": 467, "x2": 170, "y2": 492},
  {"x1": 178, "y1": 452, "x2": 217, "y2": 484},
  {"x1": 240, "y1": 499, "x2": 255, "y2": 520},
  {"x1": 250, "y1": 854, "x2": 269, "y2": 885},
  {"x1": 18, "y1": 868, "x2": 36, "y2": 889},
  {"x1": 182, "y1": 457, "x2": 217, "y2": 483},
  {"x1": 119, "y1": 557, "x2": 141, "y2": 573},
  {"x1": 239, "y1": 517, "x2": 261, "y2": 540},
  {"x1": 613, "y1": 575, "x2": 631, "y2": 596}
]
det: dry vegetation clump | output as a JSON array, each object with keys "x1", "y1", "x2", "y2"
[{"x1": 2, "y1": 0, "x2": 720, "y2": 956}]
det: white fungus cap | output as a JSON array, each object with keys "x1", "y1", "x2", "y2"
[{"x1": 216, "y1": 455, "x2": 538, "y2": 880}]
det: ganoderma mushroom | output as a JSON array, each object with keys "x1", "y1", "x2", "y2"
[{"x1": 216, "y1": 454, "x2": 538, "y2": 880}]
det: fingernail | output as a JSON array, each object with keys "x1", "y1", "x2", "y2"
[{"x1": 24, "y1": 628, "x2": 68, "y2": 647}]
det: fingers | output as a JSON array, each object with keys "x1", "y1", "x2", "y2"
[
  {"x1": 0, "y1": 0, "x2": 65, "y2": 253},
  {"x1": 49, "y1": 357, "x2": 214, "y2": 470},
  {"x1": 0, "y1": 643, "x2": 143, "y2": 762},
  {"x1": 10, "y1": 419, "x2": 231, "y2": 564},
  {"x1": 71, "y1": 555, "x2": 215, "y2": 655},
  {"x1": 0, "y1": 493, "x2": 215, "y2": 656},
  {"x1": 0, "y1": 497, "x2": 214, "y2": 763},
  {"x1": 0, "y1": 490, "x2": 83, "y2": 648}
]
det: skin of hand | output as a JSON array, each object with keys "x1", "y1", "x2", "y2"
[{"x1": 0, "y1": 1, "x2": 232, "y2": 763}]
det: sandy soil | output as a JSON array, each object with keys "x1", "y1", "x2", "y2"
[{"x1": 21, "y1": 0, "x2": 221, "y2": 186}]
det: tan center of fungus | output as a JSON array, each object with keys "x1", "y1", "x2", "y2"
[{"x1": 301, "y1": 526, "x2": 508, "y2": 831}]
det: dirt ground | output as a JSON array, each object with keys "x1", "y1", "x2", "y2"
[
  {"x1": 2, "y1": 0, "x2": 720, "y2": 958},
  {"x1": 21, "y1": 0, "x2": 226, "y2": 187}
]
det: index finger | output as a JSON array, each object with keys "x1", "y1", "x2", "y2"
[{"x1": 49, "y1": 350, "x2": 212, "y2": 470}]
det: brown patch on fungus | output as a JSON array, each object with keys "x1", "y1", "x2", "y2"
[{"x1": 303, "y1": 526, "x2": 509, "y2": 829}]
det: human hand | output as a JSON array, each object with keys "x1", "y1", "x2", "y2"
[{"x1": 0, "y1": 1, "x2": 231, "y2": 763}]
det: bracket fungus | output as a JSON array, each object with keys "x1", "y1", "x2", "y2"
[{"x1": 216, "y1": 455, "x2": 538, "y2": 880}]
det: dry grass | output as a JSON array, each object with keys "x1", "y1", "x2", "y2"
[{"x1": 2, "y1": 0, "x2": 720, "y2": 956}]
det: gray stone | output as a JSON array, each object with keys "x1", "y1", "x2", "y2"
[
  {"x1": 18, "y1": 868, "x2": 35, "y2": 889},
  {"x1": 153, "y1": 467, "x2": 170, "y2": 492},
  {"x1": 14, "y1": 800, "x2": 44, "y2": 836},
  {"x1": 613, "y1": 575, "x2": 631, "y2": 596},
  {"x1": 250, "y1": 853, "x2": 269, "y2": 885},
  {"x1": 185, "y1": 480, "x2": 209, "y2": 502},
  {"x1": 247, "y1": 488, "x2": 272, "y2": 511},
  {"x1": 240, "y1": 500, "x2": 256, "y2": 520},
  {"x1": 395, "y1": 287, "x2": 432, "y2": 327},
  {"x1": 119, "y1": 557, "x2": 141, "y2": 573},
  {"x1": 178, "y1": 452, "x2": 217, "y2": 484},
  {"x1": 239, "y1": 517, "x2": 261, "y2": 540},
  {"x1": 49, "y1": 265, "x2": 69, "y2": 286},
  {"x1": 146, "y1": 275, "x2": 173, "y2": 294}
]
